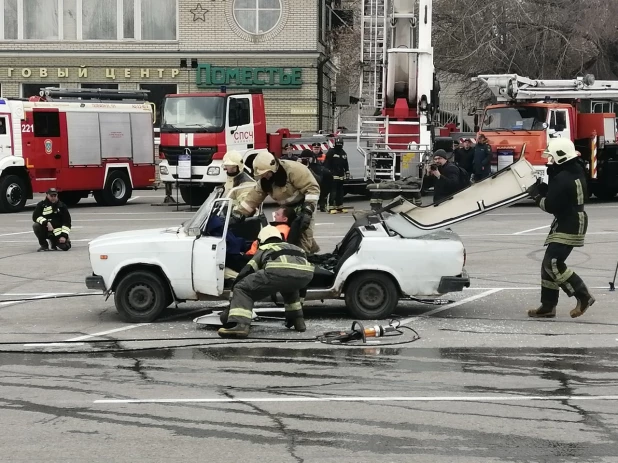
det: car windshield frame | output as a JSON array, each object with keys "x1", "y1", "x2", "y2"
[
  {"x1": 481, "y1": 106, "x2": 548, "y2": 132},
  {"x1": 183, "y1": 187, "x2": 224, "y2": 236},
  {"x1": 161, "y1": 96, "x2": 226, "y2": 132}
]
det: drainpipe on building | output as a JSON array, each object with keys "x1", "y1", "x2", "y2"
[{"x1": 317, "y1": 57, "x2": 331, "y2": 132}]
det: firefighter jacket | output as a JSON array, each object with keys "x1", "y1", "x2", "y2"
[
  {"x1": 324, "y1": 148, "x2": 350, "y2": 180},
  {"x1": 32, "y1": 199, "x2": 72, "y2": 239},
  {"x1": 224, "y1": 171, "x2": 255, "y2": 208},
  {"x1": 237, "y1": 160, "x2": 321, "y2": 216},
  {"x1": 245, "y1": 223, "x2": 290, "y2": 256},
  {"x1": 236, "y1": 241, "x2": 314, "y2": 283},
  {"x1": 535, "y1": 159, "x2": 588, "y2": 247}
]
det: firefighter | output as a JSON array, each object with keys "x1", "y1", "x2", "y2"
[
  {"x1": 324, "y1": 137, "x2": 350, "y2": 213},
  {"x1": 280, "y1": 143, "x2": 297, "y2": 161},
  {"x1": 233, "y1": 149, "x2": 321, "y2": 254},
  {"x1": 218, "y1": 225, "x2": 315, "y2": 338},
  {"x1": 526, "y1": 138, "x2": 595, "y2": 319},
  {"x1": 311, "y1": 142, "x2": 326, "y2": 164},
  {"x1": 222, "y1": 150, "x2": 255, "y2": 208},
  {"x1": 299, "y1": 149, "x2": 332, "y2": 212},
  {"x1": 32, "y1": 188, "x2": 72, "y2": 252}
]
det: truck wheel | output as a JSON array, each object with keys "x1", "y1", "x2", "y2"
[
  {"x1": 179, "y1": 185, "x2": 212, "y2": 206},
  {"x1": 114, "y1": 270, "x2": 169, "y2": 323},
  {"x1": 345, "y1": 271, "x2": 399, "y2": 320},
  {"x1": 0, "y1": 175, "x2": 28, "y2": 213},
  {"x1": 58, "y1": 191, "x2": 82, "y2": 206},
  {"x1": 101, "y1": 170, "x2": 132, "y2": 206}
]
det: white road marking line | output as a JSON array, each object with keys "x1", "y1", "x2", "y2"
[
  {"x1": 400, "y1": 289, "x2": 502, "y2": 325},
  {"x1": 127, "y1": 196, "x2": 140, "y2": 202},
  {"x1": 512, "y1": 225, "x2": 551, "y2": 235},
  {"x1": 0, "y1": 231, "x2": 33, "y2": 237},
  {"x1": 315, "y1": 223, "x2": 335, "y2": 226},
  {"x1": 460, "y1": 231, "x2": 618, "y2": 237},
  {"x1": 64, "y1": 304, "x2": 227, "y2": 342},
  {"x1": 316, "y1": 235, "x2": 345, "y2": 239},
  {"x1": 94, "y1": 395, "x2": 618, "y2": 405},
  {"x1": 23, "y1": 342, "x2": 86, "y2": 347},
  {"x1": 17, "y1": 219, "x2": 190, "y2": 222}
]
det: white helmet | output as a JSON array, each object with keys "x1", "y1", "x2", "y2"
[
  {"x1": 257, "y1": 225, "x2": 283, "y2": 243},
  {"x1": 252, "y1": 149, "x2": 278, "y2": 177},
  {"x1": 222, "y1": 150, "x2": 244, "y2": 169},
  {"x1": 543, "y1": 138, "x2": 578, "y2": 165}
]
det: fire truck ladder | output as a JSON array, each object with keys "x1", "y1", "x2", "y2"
[
  {"x1": 357, "y1": 0, "x2": 434, "y2": 186},
  {"x1": 38, "y1": 87, "x2": 150, "y2": 102},
  {"x1": 474, "y1": 74, "x2": 618, "y2": 102}
]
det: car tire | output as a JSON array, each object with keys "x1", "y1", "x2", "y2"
[
  {"x1": 114, "y1": 270, "x2": 169, "y2": 323},
  {"x1": 179, "y1": 185, "x2": 212, "y2": 206},
  {"x1": 101, "y1": 170, "x2": 133, "y2": 206},
  {"x1": 0, "y1": 175, "x2": 28, "y2": 213},
  {"x1": 345, "y1": 271, "x2": 399, "y2": 320}
]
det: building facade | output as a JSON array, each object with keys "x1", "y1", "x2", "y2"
[{"x1": 0, "y1": 0, "x2": 338, "y2": 132}]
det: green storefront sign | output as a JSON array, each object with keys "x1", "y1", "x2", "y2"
[{"x1": 196, "y1": 64, "x2": 303, "y2": 89}]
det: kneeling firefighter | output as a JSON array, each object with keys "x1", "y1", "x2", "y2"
[
  {"x1": 232, "y1": 150, "x2": 321, "y2": 254},
  {"x1": 222, "y1": 150, "x2": 255, "y2": 207},
  {"x1": 219, "y1": 225, "x2": 315, "y2": 338},
  {"x1": 526, "y1": 138, "x2": 595, "y2": 318}
]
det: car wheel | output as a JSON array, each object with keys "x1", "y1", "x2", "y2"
[
  {"x1": 0, "y1": 175, "x2": 28, "y2": 213},
  {"x1": 345, "y1": 271, "x2": 399, "y2": 320},
  {"x1": 101, "y1": 171, "x2": 133, "y2": 206},
  {"x1": 114, "y1": 270, "x2": 168, "y2": 323}
]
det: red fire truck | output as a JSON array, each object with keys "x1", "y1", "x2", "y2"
[
  {"x1": 0, "y1": 88, "x2": 156, "y2": 213},
  {"x1": 157, "y1": 89, "x2": 344, "y2": 205}
]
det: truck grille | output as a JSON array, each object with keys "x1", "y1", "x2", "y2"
[{"x1": 159, "y1": 146, "x2": 217, "y2": 166}]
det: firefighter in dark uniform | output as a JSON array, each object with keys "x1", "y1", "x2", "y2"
[
  {"x1": 526, "y1": 138, "x2": 595, "y2": 319},
  {"x1": 324, "y1": 137, "x2": 350, "y2": 213},
  {"x1": 299, "y1": 149, "x2": 332, "y2": 212},
  {"x1": 218, "y1": 225, "x2": 315, "y2": 338},
  {"x1": 32, "y1": 188, "x2": 72, "y2": 252}
]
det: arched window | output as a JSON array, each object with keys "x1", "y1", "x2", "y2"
[{"x1": 233, "y1": 0, "x2": 282, "y2": 36}]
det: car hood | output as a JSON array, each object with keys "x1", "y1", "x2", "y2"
[
  {"x1": 89, "y1": 227, "x2": 186, "y2": 248},
  {"x1": 384, "y1": 156, "x2": 537, "y2": 237}
]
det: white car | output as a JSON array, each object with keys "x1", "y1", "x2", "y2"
[{"x1": 85, "y1": 157, "x2": 538, "y2": 323}]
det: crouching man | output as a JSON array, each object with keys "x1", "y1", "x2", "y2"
[
  {"x1": 219, "y1": 225, "x2": 314, "y2": 338},
  {"x1": 32, "y1": 188, "x2": 72, "y2": 252}
]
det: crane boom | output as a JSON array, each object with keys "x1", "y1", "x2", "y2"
[{"x1": 475, "y1": 74, "x2": 618, "y2": 102}]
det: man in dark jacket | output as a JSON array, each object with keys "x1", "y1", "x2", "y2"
[
  {"x1": 526, "y1": 138, "x2": 594, "y2": 319},
  {"x1": 299, "y1": 149, "x2": 332, "y2": 212},
  {"x1": 454, "y1": 138, "x2": 475, "y2": 176},
  {"x1": 473, "y1": 134, "x2": 492, "y2": 181},
  {"x1": 429, "y1": 150, "x2": 462, "y2": 202},
  {"x1": 324, "y1": 137, "x2": 350, "y2": 213},
  {"x1": 32, "y1": 188, "x2": 72, "y2": 252}
]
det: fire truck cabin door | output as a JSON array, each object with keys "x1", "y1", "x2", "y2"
[
  {"x1": 30, "y1": 109, "x2": 65, "y2": 171},
  {"x1": 0, "y1": 114, "x2": 11, "y2": 156},
  {"x1": 225, "y1": 94, "x2": 254, "y2": 156}
]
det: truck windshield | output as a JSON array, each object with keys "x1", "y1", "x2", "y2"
[
  {"x1": 161, "y1": 96, "x2": 225, "y2": 131},
  {"x1": 482, "y1": 107, "x2": 548, "y2": 131}
]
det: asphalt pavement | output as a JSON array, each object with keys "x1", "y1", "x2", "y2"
[{"x1": 1, "y1": 190, "x2": 618, "y2": 462}]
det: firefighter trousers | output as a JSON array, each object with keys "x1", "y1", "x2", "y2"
[
  {"x1": 228, "y1": 269, "x2": 314, "y2": 326},
  {"x1": 541, "y1": 243, "x2": 590, "y2": 306},
  {"x1": 329, "y1": 179, "x2": 345, "y2": 208},
  {"x1": 32, "y1": 223, "x2": 71, "y2": 251}
]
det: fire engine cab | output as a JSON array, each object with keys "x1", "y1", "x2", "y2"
[
  {"x1": 0, "y1": 87, "x2": 156, "y2": 212},
  {"x1": 475, "y1": 73, "x2": 618, "y2": 199}
]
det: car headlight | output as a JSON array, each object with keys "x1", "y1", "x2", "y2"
[
  {"x1": 207, "y1": 167, "x2": 220, "y2": 176},
  {"x1": 160, "y1": 165, "x2": 169, "y2": 175}
]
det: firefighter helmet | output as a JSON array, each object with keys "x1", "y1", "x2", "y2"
[
  {"x1": 222, "y1": 150, "x2": 244, "y2": 169},
  {"x1": 334, "y1": 137, "x2": 344, "y2": 147},
  {"x1": 253, "y1": 150, "x2": 278, "y2": 176},
  {"x1": 257, "y1": 225, "x2": 283, "y2": 243},
  {"x1": 542, "y1": 138, "x2": 578, "y2": 165}
]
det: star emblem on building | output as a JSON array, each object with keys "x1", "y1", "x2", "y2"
[{"x1": 190, "y1": 3, "x2": 208, "y2": 22}]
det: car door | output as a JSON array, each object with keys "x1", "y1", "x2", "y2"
[
  {"x1": 192, "y1": 198, "x2": 231, "y2": 296},
  {"x1": 384, "y1": 150, "x2": 538, "y2": 236},
  {"x1": 225, "y1": 95, "x2": 254, "y2": 155}
]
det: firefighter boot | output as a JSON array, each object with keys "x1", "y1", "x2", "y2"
[
  {"x1": 217, "y1": 323, "x2": 251, "y2": 338},
  {"x1": 527, "y1": 304, "x2": 557, "y2": 318},
  {"x1": 284, "y1": 312, "x2": 306, "y2": 332},
  {"x1": 570, "y1": 294, "x2": 596, "y2": 319}
]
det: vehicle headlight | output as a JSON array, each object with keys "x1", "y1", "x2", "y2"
[
  {"x1": 208, "y1": 167, "x2": 220, "y2": 176},
  {"x1": 160, "y1": 165, "x2": 169, "y2": 175}
]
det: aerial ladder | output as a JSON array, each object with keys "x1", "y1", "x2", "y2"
[
  {"x1": 357, "y1": 0, "x2": 438, "y2": 209},
  {"x1": 474, "y1": 73, "x2": 618, "y2": 199}
]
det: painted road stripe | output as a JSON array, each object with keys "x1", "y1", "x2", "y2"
[
  {"x1": 94, "y1": 395, "x2": 618, "y2": 405},
  {"x1": 512, "y1": 225, "x2": 551, "y2": 235},
  {"x1": 127, "y1": 196, "x2": 140, "y2": 202},
  {"x1": 23, "y1": 342, "x2": 86, "y2": 347}
]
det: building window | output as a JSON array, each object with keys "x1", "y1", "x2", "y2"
[
  {"x1": 22, "y1": 84, "x2": 61, "y2": 98},
  {"x1": 0, "y1": 0, "x2": 177, "y2": 41},
  {"x1": 233, "y1": 0, "x2": 281, "y2": 35},
  {"x1": 140, "y1": 84, "x2": 177, "y2": 127}
]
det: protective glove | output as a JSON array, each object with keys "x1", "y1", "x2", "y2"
[
  {"x1": 526, "y1": 178, "x2": 543, "y2": 200},
  {"x1": 345, "y1": 171, "x2": 351, "y2": 180},
  {"x1": 299, "y1": 207, "x2": 313, "y2": 231},
  {"x1": 229, "y1": 212, "x2": 245, "y2": 227}
]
